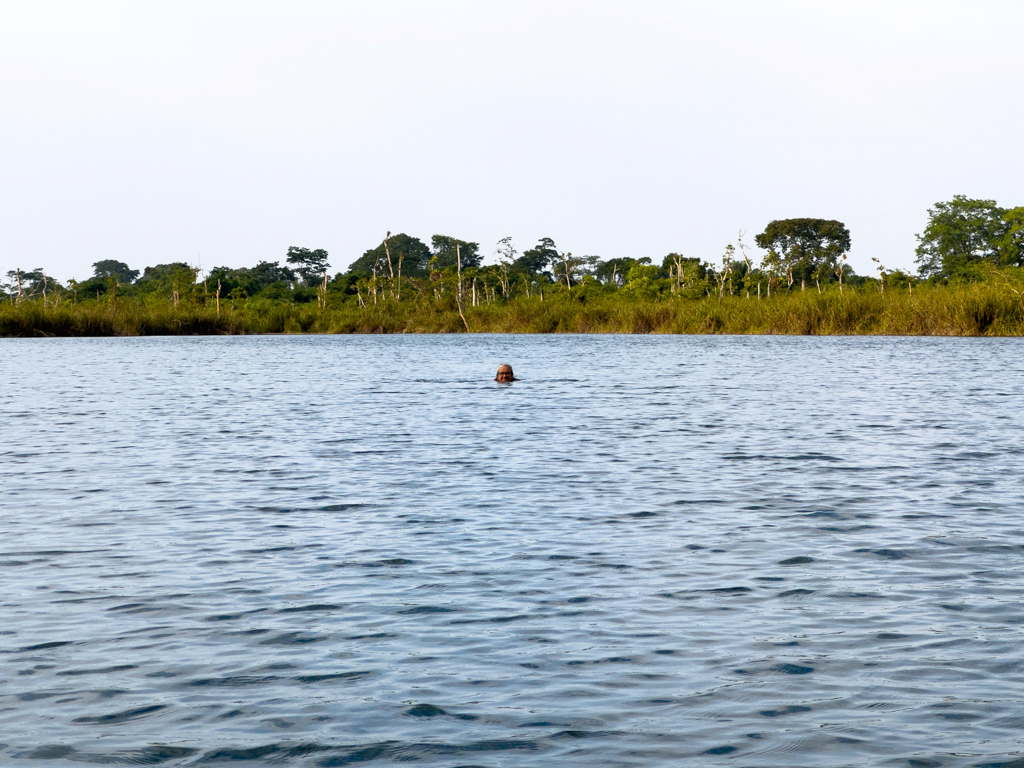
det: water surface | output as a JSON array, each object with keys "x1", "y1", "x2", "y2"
[{"x1": 3, "y1": 335, "x2": 1024, "y2": 767}]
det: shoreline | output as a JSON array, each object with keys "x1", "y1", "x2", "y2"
[{"x1": 4, "y1": 284, "x2": 1024, "y2": 337}]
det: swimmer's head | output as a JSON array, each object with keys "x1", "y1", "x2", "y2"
[{"x1": 495, "y1": 364, "x2": 516, "y2": 382}]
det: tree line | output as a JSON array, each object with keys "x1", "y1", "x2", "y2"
[{"x1": 3, "y1": 195, "x2": 1022, "y2": 311}]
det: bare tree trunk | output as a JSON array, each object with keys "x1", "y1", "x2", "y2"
[
  {"x1": 382, "y1": 232, "x2": 394, "y2": 297},
  {"x1": 41, "y1": 271, "x2": 48, "y2": 308},
  {"x1": 216, "y1": 279, "x2": 221, "y2": 317},
  {"x1": 472, "y1": 277, "x2": 477, "y2": 307},
  {"x1": 454, "y1": 283, "x2": 470, "y2": 333},
  {"x1": 456, "y1": 243, "x2": 461, "y2": 299}
]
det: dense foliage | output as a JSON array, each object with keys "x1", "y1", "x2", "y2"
[
  {"x1": 4, "y1": 196, "x2": 1024, "y2": 336},
  {"x1": 915, "y1": 196, "x2": 1024, "y2": 277}
]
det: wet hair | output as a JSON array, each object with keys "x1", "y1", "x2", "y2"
[{"x1": 497, "y1": 363, "x2": 513, "y2": 371}]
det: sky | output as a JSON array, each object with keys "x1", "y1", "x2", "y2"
[{"x1": 1, "y1": 0, "x2": 1022, "y2": 281}]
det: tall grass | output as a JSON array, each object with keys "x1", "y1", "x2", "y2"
[{"x1": 4, "y1": 282, "x2": 1024, "y2": 336}]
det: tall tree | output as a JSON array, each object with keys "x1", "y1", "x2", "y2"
[
  {"x1": 250, "y1": 260, "x2": 297, "y2": 287},
  {"x1": 92, "y1": 260, "x2": 139, "y2": 283},
  {"x1": 514, "y1": 237, "x2": 558, "y2": 276},
  {"x1": 5, "y1": 268, "x2": 52, "y2": 301},
  {"x1": 555, "y1": 252, "x2": 599, "y2": 288},
  {"x1": 998, "y1": 207, "x2": 1024, "y2": 268},
  {"x1": 137, "y1": 262, "x2": 197, "y2": 284},
  {"x1": 495, "y1": 237, "x2": 517, "y2": 296},
  {"x1": 286, "y1": 247, "x2": 330, "y2": 286},
  {"x1": 755, "y1": 219, "x2": 851, "y2": 288},
  {"x1": 597, "y1": 257, "x2": 643, "y2": 287},
  {"x1": 659, "y1": 254, "x2": 702, "y2": 293},
  {"x1": 915, "y1": 196, "x2": 1008, "y2": 277},
  {"x1": 431, "y1": 235, "x2": 481, "y2": 269},
  {"x1": 347, "y1": 234, "x2": 430, "y2": 277},
  {"x1": 205, "y1": 261, "x2": 297, "y2": 298}
]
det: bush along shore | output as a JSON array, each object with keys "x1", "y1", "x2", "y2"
[
  {"x1": 4, "y1": 196, "x2": 1023, "y2": 337},
  {"x1": 4, "y1": 279, "x2": 1024, "y2": 337}
]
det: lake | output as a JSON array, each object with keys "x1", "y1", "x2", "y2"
[{"x1": 3, "y1": 335, "x2": 1024, "y2": 767}]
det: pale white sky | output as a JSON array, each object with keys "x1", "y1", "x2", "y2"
[{"x1": 1, "y1": 1, "x2": 1022, "y2": 281}]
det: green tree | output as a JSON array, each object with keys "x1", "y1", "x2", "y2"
[
  {"x1": 134, "y1": 262, "x2": 200, "y2": 304},
  {"x1": 659, "y1": 253, "x2": 705, "y2": 293},
  {"x1": 713, "y1": 244, "x2": 737, "y2": 301},
  {"x1": 207, "y1": 261, "x2": 297, "y2": 298},
  {"x1": 553, "y1": 252, "x2": 599, "y2": 289},
  {"x1": 4, "y1": 268, "x2": 55, "y2": 302},
  {"x1": 597, "y1": 257, "x2": 647, "y2": 287},
  {"x1": 92, "y1": 260, "x2": 139, "y2": 283},
  {"x1": 137, "y1": 262, "x2": 195, "y2": 286},
  {"x1": 514, "y1": 237, "x2": 558, "y2": 277},
  {"x1": 623, "y1": 259, "x2": 661, "y2": 296},
  {"x1": 347, "y1": 234, "x2": 430, "y2": 277},
  {"x1": 250, "y1": 260, "x2": 296, "y2": 288},
  {"x1": 915, "y1": 195, "x2": 1009, "y2": 277},
  {"x1": 18, "y1": 268, "x2": 48, "y2": 297},
  {"x1": 431, "y1": 235, "x2": 481, "y2": 270},
  {"x1": 755, "y1": 219, "x2": 851, "y2": 289},
  {"x1": 286, "y1": 247, "x2": 330, "y2": 286},
  {"x1": 996, "y1": 207, "x2": 1024, "y2": 268}
]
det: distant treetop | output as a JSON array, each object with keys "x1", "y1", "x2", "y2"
[
  {"x1": 755, "y1": 219, "x2": 851, "y2": 286},
  {"x1": 347, "y1": 234, "x2": 431, "y2": 277},
  {"x1": 915, "y1": 195, "x2": 1024, "y2": 278},
  {"x1": 92, "y1": 260, "x2": 139, "y2": 284},
  {"x1": 430, "y1": 235, "x2": 481, "y2": 270}
]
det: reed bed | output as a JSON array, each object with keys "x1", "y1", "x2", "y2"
[{"x1": 3, "y1": 283, "x2": 1024, "y2": 337}]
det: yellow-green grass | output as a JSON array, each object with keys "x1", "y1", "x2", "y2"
[{"x1": 4, "y1": 283, "x2": 1024, "y2": 337}]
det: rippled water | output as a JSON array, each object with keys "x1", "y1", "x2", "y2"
[{"x1": 3, "y1": 335, "x2": 1024, "y2": 767}]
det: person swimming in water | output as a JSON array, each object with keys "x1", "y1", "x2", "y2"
[{"x1": 495, "y1": 364, "x2": 519, "y2": 382}]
